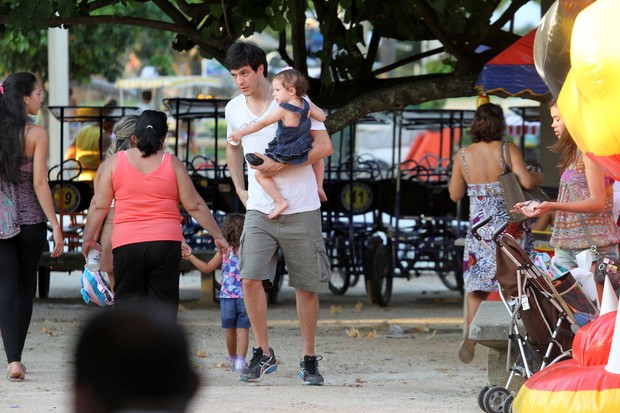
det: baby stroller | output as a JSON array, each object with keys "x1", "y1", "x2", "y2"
[{"x1": 471, "y1": 217, "x2": 599, "y2": 413}]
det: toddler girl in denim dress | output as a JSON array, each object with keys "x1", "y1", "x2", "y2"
[{"x1": 228, "y1": 67, "x2": 327, "y2": 218}]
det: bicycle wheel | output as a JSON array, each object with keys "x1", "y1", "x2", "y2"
[
  {"x1": 436, "y1": 244, "x2": 464, "y2": 295},
  {"x1": 367, "y1": 243, "x2": 393, "y2": 307},
  {"x1": 327, "y1": 235, "x2": 351, "y2": 295}
]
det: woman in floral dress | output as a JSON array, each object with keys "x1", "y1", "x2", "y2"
[{"x1": 449, "y1": 103, "x2": 541, "y2": 363}]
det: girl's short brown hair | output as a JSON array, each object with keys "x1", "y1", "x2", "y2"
[
  {"x1": 273, "y1": 68, "x2": 309, "y2": 97},
  {"x1": 222, "y1": 213, "x2": 245, "y2": 250}
]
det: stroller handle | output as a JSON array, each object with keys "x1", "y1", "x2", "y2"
[
  {"x1": 471, "y1": 216, "x2": 492, "y2": 241},
  {"x1": 493, "y1": 221, "x2": 510, "y2": 244},
  {"x1": 471, "y1": 216, "x2": 510, "y2": 243}
]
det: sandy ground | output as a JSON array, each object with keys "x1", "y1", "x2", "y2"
[{"x1": 0, "y1": 272, "x2": 489, "y2": 413}]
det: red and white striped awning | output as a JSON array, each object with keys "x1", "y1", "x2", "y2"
[
  {"x1": 506, "y1": 122, "x2": 539, "y2": 136},
  {"x1": 505, "y1": 113, "x2": 540, "y2": 137}
]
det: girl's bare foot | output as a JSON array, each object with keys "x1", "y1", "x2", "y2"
[
  {"x1": 318, "y1": 188, "x2": 328, "y2": 202},
  {"x1": 269, "y1": 200, "x2": 289, "y2": 219}
]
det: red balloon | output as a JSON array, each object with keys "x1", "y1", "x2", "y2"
[
  {"x1": 514, "y1": 311, "x2": 620, "y2": 412},
  {"x1": 572, "y1": 311, "x2": 615, "y2": 366}
]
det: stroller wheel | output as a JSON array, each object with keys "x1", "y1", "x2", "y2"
[
  {"x1": 477, "y1": 385, "x2": 489, "y2": 411},
  {"x1": 483, "y1": 386, "x2": 510, "y2": 413},
  {"x1": 502, "y1": 394, "x2": 514, "y2": 413}
]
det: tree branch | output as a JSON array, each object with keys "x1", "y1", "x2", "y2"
[
  {"x1": 413, "y1": 0, "x2": 469, "y2": 64},
  {"x1": 0, "y1": 14, "x2": 201, "y2": 42},
  {"x1": 324, "y1": 73, "x2": 480, "y2": 132},
  {"x1": 363, "y1": 31, "x2": 380, "y2": 78},
  {"x1": 151, "y1": 0, "x2": 193, "y2": 26},
  {"x1": 491, "y1": 0, "x2": 531, "y2": 32},
  {"x1": 277, "y1": 30, "x2": 293, "y2": 66},
  {"x1": 372, "y1": 46, "x2": 445, "y2": 78},
  {"x1": 290, "y1": 0, "x2": 308, "y2": 72}
]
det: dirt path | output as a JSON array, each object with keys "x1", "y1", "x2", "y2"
[{"x1": 0, "y1": 274, "x2": 489, "y2": 413}]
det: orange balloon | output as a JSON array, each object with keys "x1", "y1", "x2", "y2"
[
  {"x1": 572, "y1": 311, "x2": 615, "y2": 367},
  {"x1": 513, "y1": 310, "x2": 620, "y2": 412}
]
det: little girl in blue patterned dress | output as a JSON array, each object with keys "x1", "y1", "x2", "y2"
[
  {"x1": 182, "y1": 213, "x2": 248, "y2": 372},
  {"x1": 228, "y1": 67, "x2": 327, "y2": 219}
]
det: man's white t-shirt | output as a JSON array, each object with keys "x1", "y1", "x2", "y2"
[
  {"x1": 225, "y1": 95, "x2": 326, "y2": 215},
  {"x1": 135, "y1": 102, "x2": 153, "y2": 114}
]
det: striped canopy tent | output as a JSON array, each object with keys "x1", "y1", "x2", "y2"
[
  {"x1": 506, "y1": 120, "x2": 540, "y2": 137},
  {"x1": 115, "y1": 75, "x2": 226, "y2": 106},
  {"x1": 505, "y1": 111, "x2": 540, "y2": 149},
  {"x1": 476, "y1": 29, "x2": 550, "y2": 99},
  {"x1": 115, "y1": 75, "x2": 223, "y2": 90},
  {"x1": 506, "y1": 106, "x2": 541, "y2": 137}
]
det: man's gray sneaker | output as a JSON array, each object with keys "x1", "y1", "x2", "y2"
[
  {"x1": 299, "y1": 355, "x2": 324, "y2": 385},
  {"x1": 240, "y1": 347, "x2": 277, "y2": 382}
]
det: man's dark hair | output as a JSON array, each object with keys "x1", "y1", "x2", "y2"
[
  {"x1": 224, "y1": 40, "x2": 269, "y2": 77},
  {"x1": 142, "y1": 90, "x2": 152, "y2": 101},
  {"x1": 74, "y1": 303, "x2": 199, "y2": 412}
]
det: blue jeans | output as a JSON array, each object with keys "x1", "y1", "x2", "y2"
[{"x1": 220, "y1": 297, "x2": 250, "y2": 328}]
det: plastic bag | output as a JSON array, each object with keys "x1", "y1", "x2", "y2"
[
  {"x1": 570, "y1": 249, "x2": 600, "y2": 310},
  {"x1": 532, "y1": 252, "x2": 567, "y2": 280},
  {"x1": 80, "y1": 266, "x2": 114, "y2": 307}
]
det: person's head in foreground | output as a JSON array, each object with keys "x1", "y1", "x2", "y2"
[{"x1": 73, "y1": 303, "x2": 199, "y2": 413}]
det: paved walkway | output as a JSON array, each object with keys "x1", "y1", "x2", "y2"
[{"x1": 0, "y1": 271, "x2": 489, "y2": 413}]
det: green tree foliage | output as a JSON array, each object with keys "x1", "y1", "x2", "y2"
[
  {"x1": 0, "y1": 0, "x2": 541, "y2": 131},
  {"x1": 0, "y1": 2, "x2": 175, "y2": 84},
  {"x1": 68, "y1": 24, "x2": 134, "y2": 82}
]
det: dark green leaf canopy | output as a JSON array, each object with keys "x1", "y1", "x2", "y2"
[{"x1": 0, "y1": 0, "x2": 541, "y2": 130}]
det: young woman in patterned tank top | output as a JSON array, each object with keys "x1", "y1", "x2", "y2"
[
  {"x1": 0, "y1": 72, "x2": 64, "y2": 381},
  {"x1": 515, "y1": 101, "x2": 620, "y2": 302}
]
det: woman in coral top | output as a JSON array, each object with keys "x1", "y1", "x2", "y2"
[{"x1": 82, "y1": 110, "x2": 229, "y2": 316}]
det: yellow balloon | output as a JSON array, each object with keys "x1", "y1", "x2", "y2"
[
  {"x1": 557, "y1": 69, "x2": 587, "y2": 152},
  {"x1": 558, "y1": 0, "x2": 620, "y2": 178}
]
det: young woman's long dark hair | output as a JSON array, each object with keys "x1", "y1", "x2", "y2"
[{"x1": 0, "y1": 72, "x2": 37, "y2": 184}]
